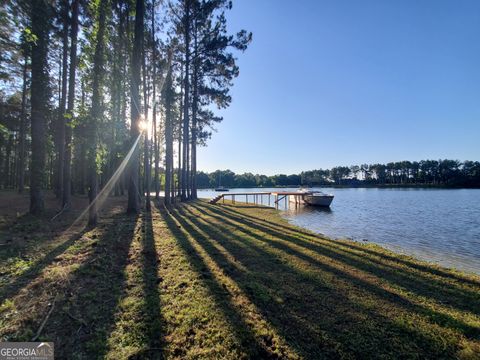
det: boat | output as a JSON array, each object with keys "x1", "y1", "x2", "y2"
[
  {"x1": 215, "y1": 173, "x2": 229, "y2": 191},
  {"x1": 289, "y1": 189, "x2": 334, "y2": 207},
  {"x1": 303, "y1": 191, "x2": 334, "y2": 207}
]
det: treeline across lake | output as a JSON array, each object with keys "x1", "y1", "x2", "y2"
[{"x1": 198, "y1": 159, "x2": 480, "y2": 188}]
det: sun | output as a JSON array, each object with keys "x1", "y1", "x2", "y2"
[{"x1": 138, "y1": 119, "x2": 148, "y2": 132}]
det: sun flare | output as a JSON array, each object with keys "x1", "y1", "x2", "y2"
[{"x1": 138, "y1": 119, "x2": 148, "y2": 132}]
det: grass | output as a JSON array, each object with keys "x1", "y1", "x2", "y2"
[{"x1": 0, "y1": 193, "x2": 479, "y2": 359}]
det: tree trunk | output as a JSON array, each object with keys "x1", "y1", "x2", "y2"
[
  {"x1": 152, "y1": 3, "x2": 160, "y2": 200},
  {"x1": 55, "y1": 0, "x2": 69, "y2": 200},
  {"x1": 127, "y1": 0, "x2": 144, "y2": 214},
  {"x1": 142, "y1": 28, "x2": 150, "y2": 211},
  {"x1": 177, "y1": 126, "x2": 181, "y2": 199},
  {"x1": 18, "y1": 54, "x2": 28, "y2": 193},
  {"x1": 88, "y1": 0, "x2": 108, "y2": 226},
  {"x1": 30, "y1": 0, "x2": 50, "y2": 214},
  {"x1": 119, "y1": 4, "x2": 128, "y2": 197},
  {"x1": 63, "y1": 0, "x2": 79, "y2": 209},
  {"x1": 191, "y1": 22, "x2": 198, "y2": 200},
  {"x1": 177, "y1": 65, "x2": 184, "y2": 200},
  {"x1": 181, "y1": 0, "x2": 190, "y2": 201},
  {"x1": 164, "y1": 53, "x2": 174, "y2": 205},
  {"x1": 3, "y1": 134, "x2": 13, "y2": 188},
  {"x1": 186, "y1": 117, "x2": 190, "y2": 199},
  {"x1": 0, "y1": 136, "x2": 4, "y2": 187},
  {"x1": 73, "y1": 80, "x2": 86, "y2": 194}
]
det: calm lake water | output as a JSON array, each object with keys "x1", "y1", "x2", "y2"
[{"x1": 198, "y1": 187, "x2": 480, "y2": 274}]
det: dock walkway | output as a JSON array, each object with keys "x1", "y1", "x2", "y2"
[{"x1": 209, "y1": 190, "x2": 308, "y2": 208}]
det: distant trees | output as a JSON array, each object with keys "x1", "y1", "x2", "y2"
[
  {"x1": 196, "y1": 160, "x2": 480, "y2": 189},
  {"x1": 307, "y1": 160, "x2": 480, "y2": 187}
]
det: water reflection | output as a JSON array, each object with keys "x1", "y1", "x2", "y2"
[
  {"x1": 286, "y1": 205, "x2": 333, "y2": 215},
  {"x1": 198, "y1": 188, "x2": 480, "y2": 274}
]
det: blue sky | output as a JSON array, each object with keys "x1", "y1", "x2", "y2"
[{"x1": 197, "y1": 0, "x2": 480, "y2": 175}]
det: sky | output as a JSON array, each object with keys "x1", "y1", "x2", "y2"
[{"x1": 197, "y1": 0, "x2": 480, "y2": 175}]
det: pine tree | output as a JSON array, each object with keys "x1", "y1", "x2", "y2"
[
  {"x1": 189, "y1": 0, "x2": 251, "y2": 198},
  {"x1": 55, "y1": 0, "x2": 69, "y2": 200},
  {"x1": 88, "y1": 0, "x2": 109, "y2": 226},
  {"x1": 62, "y1": 0, "x2": 79, "y2": 209},
  {"x1": 163, "y1": 49, "x2": 174, "y2": 205},
  {"x1": 127, "y1": 0, "x2": 144, "y2": 214},
  {"x1": 30, "y1": 0, "x2": 51, "y2": 214}
]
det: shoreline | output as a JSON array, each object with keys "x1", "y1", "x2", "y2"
[
  {"x1": 264, "y1": 200, "x2": 480, "y2": 278},
  {"x1": 279, "y1": 215, "x2": 480, "y2": 277}
]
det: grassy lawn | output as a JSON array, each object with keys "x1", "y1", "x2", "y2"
[{"x1": 0, "y1": 194, "x2": 479, "y2": 359}]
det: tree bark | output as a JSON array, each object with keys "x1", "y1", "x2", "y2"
[{"x1": 30, "y1": 0, "x2": 50, "y2": 214}]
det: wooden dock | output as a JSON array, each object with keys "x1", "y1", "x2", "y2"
[{"x1": 209, "y1": 191, "x2": 308, "y2": 209}]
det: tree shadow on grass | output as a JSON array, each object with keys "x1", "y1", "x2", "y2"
[
  {"x1": 196, "y1": 203, "x2": 480, "y2": 329},
  {"x1": 218, "y1": 202, "x2": 480, "y2": 287},
  {"x1": 190, "y1": 204, "x2": 480, "y2": 340},
  {"x1": 0, "y1": 225, "x2": 90, "y2": 306},
  {"x1": 156, "y1": 202, "x2": 287, "y2": 359},
  {"x1": 172, "y1": 203, "x2": 478, "y2": 358},
  {"x1": 133, "y1": 208, "x2": 163, "y2": 360},
  {"x1": 39, "y1": 212, "x2": 139, "y2": 359},
  {"x1": 200, "y1": 203, "x2": 480, "y2": 318}
]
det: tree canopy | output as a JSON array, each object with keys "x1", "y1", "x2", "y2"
[{"x1": 0, "y1": 0, "x2": 251, "y2": 218}]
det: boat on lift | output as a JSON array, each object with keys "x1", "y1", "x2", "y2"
[
  {"x1": 303, "y1": 191, "x2": 334, "y2": 207},
  {"x1": 290, "y1": 189, "x2": 334, "y2": 207}
]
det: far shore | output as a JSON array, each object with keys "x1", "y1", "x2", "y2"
[{"x1": 199, "y1": 183, "x2": 480, "y2": 190}]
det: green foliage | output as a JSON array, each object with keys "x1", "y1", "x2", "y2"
[
  {"x1": 95, "y1": 143, "x2": 108, "y2": 174},
  {"x1": 21, "y1": 27, "x2": 37, "y2": 45},
  {"x1": 0, "y1": 123, "x2": 9, "y2": 140}
]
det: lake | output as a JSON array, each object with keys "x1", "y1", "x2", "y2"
[{"x1": 198, "y1": 187, "x2": 480, "y2": 274}]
